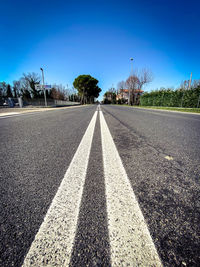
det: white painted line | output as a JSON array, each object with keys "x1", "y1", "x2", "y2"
[
  {"x1": 0, "y1": 113, "x2": 38, "y2": 119},
  {"x1": 100, "y1": 110, "x2": 163, "y2": 266},
  {"x1": 0, "y1": 112, "x2": 19, "y2": 117},
  {"x1": 165, "y1": 155, "x2": 173, "y2": 160},
  {"x1": 23, "y1": 111, "x2": 97, "y2": 267}
]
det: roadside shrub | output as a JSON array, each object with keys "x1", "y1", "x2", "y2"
[
  {"x1": 103, "y1": 98, "x2": 111, "y2": 104},
  {"x1": 140, "y1": 86, "x2": 200, "y2": 108}
]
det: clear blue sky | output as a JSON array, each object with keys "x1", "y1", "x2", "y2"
[{"x1": 1, "y1": 0, "x2": 199, "y2": 100}]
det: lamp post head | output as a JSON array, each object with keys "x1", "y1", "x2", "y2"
[
  {"x1": 130, "y1": 58, "x2": 133, "y2": 61},
  {"x1": 40, "y1": 67, "x2": 43, "y2": 71}
]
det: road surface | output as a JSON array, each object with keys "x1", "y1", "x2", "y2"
[{"x1": 0, "y1": 105, "x2": 199, "y2": 266}]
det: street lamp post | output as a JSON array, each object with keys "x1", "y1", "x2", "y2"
[
  {"x1": 129, "y1": 58, "x2": 133, "y2": 105},
  {"x1": 40, "y1": 67, "x2": 47, "y2": 107}
]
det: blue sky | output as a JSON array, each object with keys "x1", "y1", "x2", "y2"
[{"x1": 1, "y1": 0, "x2": 199, "y2": 100}]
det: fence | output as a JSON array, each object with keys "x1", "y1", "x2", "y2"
[
  {"x1": 0, "y1": 98, "x2": 19, "y2": 107},
  {"x1": 54, "y1": 100, "x2": 80, "y2": 106},
  {"x1": 0, "y1": 98, "x2": 80, "y2": 108}
]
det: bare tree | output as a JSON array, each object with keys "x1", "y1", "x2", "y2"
[
  {"x1": 126, "y1": 75, "x2": 139, "y2": 105},
  {"x1": 126, "y1": 75, "x2": 139, "y2": 90},
  {"x1": 0, "y1": 82, "x2": 7, "y2": 99},
  {"x1": 126, "y1": 69, "x2": 153, "y2": 105},
  {"x1": 117, "y1": 80, "x2": 126, "y2": 91},
  {"x1": 13, "y1": 80, "x2": 21, "y2": 98},
  {"x1": 50, "y1": 84, "x2": 66, "y2": 100},
  {"x1": 19, "y1": 77, "x2": 31, "y2": 99},
  {"x1": 192, "y1": 79, "x2": 200, "y2": 88},
  {"x1": 20, "y1": 72, "x2": 41, "y2": 98},
  {"x1": 136, "y1": 68, "x2": 153, "y2": 90},
  {"x1": 108, "y1": 86, "x2": 116, "y2": 94}
]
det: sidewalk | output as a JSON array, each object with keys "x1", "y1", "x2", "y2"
[{"x1": 0, "y1": 105, "x2": 82, "y2": 116}]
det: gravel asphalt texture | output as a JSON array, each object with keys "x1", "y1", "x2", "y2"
[
  {"x1": 0, "y1": 105, "x2": 96, "y2": 267},
  {"x1": 0, "y1": 104, "x2": 199, "y2": 266},
  {"x1": 101, "y1": 105, "x2": 200, "y2": 266}
]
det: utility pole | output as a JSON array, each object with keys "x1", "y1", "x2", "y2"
[
  {"x1": 188, "y1": 72, "x2": 192, "y2": 90},
  {"x1": 40, "y1": 68, "x2": 47, "y2": 107},
  {"x1": 129, "y1": 58, "x2": 133, "y2": 105}
]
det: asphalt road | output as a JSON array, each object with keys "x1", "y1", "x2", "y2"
[{"x1": 0, "y1": 105, "x2": 199, "y2": 266}]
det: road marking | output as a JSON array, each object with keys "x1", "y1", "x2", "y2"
[
  {"x1": 100, "y1": 110, "x2": 163, "y2": 266},
  {"x1": 0, "y1": 113, "x2": 39, "y2": 119},
  {"x1": 23, "y1": 111, "x2": 97, "y2": 266},
  {"x1": 165, "y1": 155, "x2": 173, "y2": 160},
  {"x1": 0, "y1": 112, "x2": 20, "y2": 117}
]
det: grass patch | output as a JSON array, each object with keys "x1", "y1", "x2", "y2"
[
  {"x1": 139, "y1": 106, "x2": 200, "y2": 113},
  {"x1": 113, "y1": 105, "x2": 200, "y2": 113}
]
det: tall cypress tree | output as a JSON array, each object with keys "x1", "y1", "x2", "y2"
[{"x1": 6, "y1": 84, "x2": 13, "y2": 98}]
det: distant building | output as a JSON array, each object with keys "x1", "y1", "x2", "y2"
[
  {"x1": 116, "y1": 89, "x2": 144, "y2": 104},
  {"x1": 116, "y1": 89, "x2": 129, "y2": 101}
]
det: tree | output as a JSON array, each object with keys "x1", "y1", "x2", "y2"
[
  {"x1": 136, "y1": 68, "x2": 153, "y2": 90},
  {"x1": 103, "y1": 90, "x2": 116, "y2": 104},
  {"x1": 13, "y1": 80, "x2": 21, "y2": 98},
  {"x1": 50, "y1": 87, "x2": 65, "y2": 100},
  {"x1": 126, "y1": 75, "x2": 139, "y2": 90},
  {"x1": 73, "y1": 75, "x2": 101, "y2": 104},
  {"x1": 21, "y1": 72, "x2": 41, "y2": 99},
  {"x1": 117, "y1": 80, "x2": 126, "y2": 92},
  {"x1": 192, "y1": 79, "x2": 200, "y2": 88},
  {"x1": 0, "y1": 82, "x2": 7, "y2": 99},
  {"x1": 49, "y1": 84, "x2": 68, "y2": 100},
  {"x1": 19, "y1": 77, "x2": 31, "y2": 100},
  {"x1": 6, "y1": 84, "x2": 13, "y2": 98},
  {"x1": 126, "y1": 75, "x2": 139, "y2": 105},
  {"x1": 109, "y1": 86, "x2": 117, "y2": 104},
  {"x1": 126, "y1": 69, "x2": 153, "y2": 105}
]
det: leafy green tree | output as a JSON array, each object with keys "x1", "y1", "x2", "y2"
[
  {"x1": 73, "y1": 75, "x2": 101, "y2": 104},
  {"x1": 103, "y1": 90, "x2": 116, "y2": 104}
]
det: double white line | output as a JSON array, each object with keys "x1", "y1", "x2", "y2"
[{"x1": 23, "y1": 107, "x2": 162, "y2": 266}]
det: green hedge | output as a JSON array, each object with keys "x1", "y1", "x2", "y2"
[{"x1": 140, "y1": 86, "x2": 200, "y2": 108}]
